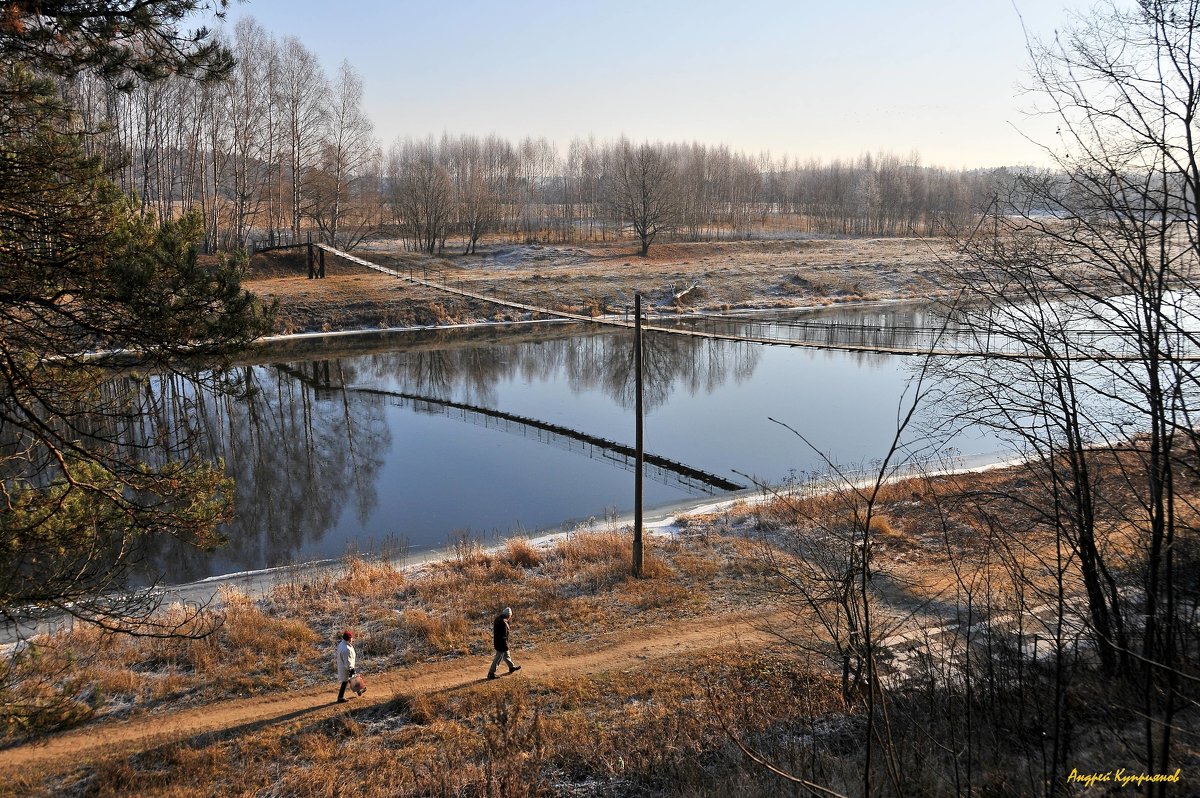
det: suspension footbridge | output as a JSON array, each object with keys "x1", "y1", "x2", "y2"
[{"x1": 313, "y1": 244, "x2": 1197, "y2": 362}]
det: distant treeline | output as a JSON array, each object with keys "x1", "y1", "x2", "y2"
[{"x1": 61, "y1": 16, "x2": 1010, "y2": 254}]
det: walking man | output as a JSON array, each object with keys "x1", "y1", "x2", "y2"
[
  {"x1": 487, "y1": 607, "x2": 521, "y2": 680},
  {"x1": 336, "y1": 630, "x2": 356, "y2": 703}
]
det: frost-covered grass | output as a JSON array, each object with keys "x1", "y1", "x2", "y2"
[
  {"x1": 247, "y1": 237, "x2": 956, "y2": 334},
  {"x1": 1, "y1": 523, "x2": 765, "y2": 746},
  {"x1": 10, "y1": 459, "x2": 1200, "y2": 797}
]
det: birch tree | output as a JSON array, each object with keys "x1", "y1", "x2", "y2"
[
  {"x1": 388, "y1": 138, "x2": 453, "y2": 254},
  {"x1": 313, "y1": 60, "x2": 377, "y2": 249},
  {"x1": 276, "y1": 37, "x2": 327, "y2": 243}
]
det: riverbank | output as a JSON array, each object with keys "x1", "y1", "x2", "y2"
[
  {"x1": 2, "y1": 443, "x2": 1014, "y2": 647},
  {"x1": 1, "y1": 238, "x2": 978, "y2": 642},
  {"x1": 245, "y1": 237, "x2": 958, "y2": 334},
  {"x1": 6, "y1": 448, "x2": 1195, "y2": 796}
]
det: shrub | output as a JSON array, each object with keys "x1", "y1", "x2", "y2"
[
  {"x1": 556, "y1": 531, "x2": 629, "y2": 565},
  {"x1": 402, "y1": 609, "x2": 469, "y2": 653},
  {"x1": 503, "y1": 538, "x2": 542, "y2": 569}
]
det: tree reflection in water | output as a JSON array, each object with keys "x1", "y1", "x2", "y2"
[
  {"x1": 362, "y1": 327, "x2": 761, "y2": 413},
  {"x1": 130, "y1": 360, "x2": 389, "y2": 585},
  {"x1": 123, "y1": 324, "x2": 761, "y2": 585}
]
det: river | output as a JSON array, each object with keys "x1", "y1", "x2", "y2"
[{"x1": 126, "y1": 302, "x2": 1007, "y2": 587}]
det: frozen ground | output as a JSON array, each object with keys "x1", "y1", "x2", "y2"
[{"x1": 247, "y1": 236, "x2": 959, "y2": 333}]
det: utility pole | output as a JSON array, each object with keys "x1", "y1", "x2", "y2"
[{"x1": 633, "y1": 291, "x2": 644, "y2": 577}]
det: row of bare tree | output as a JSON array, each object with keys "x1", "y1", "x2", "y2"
[
  {"x1": 58, "y1": 17, "x2": 998, "y2": 255},
  {"x1": 64, "y1": 17, "x2": 380, "y2": 253}
]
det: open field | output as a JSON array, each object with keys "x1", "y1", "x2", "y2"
[{"x1": 246, "y1": 237, "x2": 955, "y2": 334}]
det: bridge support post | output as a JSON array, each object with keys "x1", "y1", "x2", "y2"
[
  {"x1": 306, "y1": 232, "x2": 315, "y2": 279},
  {"x1": 318, "y1": 248, "x2": 326, "y2": 278},
  {"x1": 633, "y1": 292, "x2": 645, "y2": 578}
]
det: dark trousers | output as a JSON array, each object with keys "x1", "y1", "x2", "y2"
[
  {"x1": 338, "y1": 680, "x2": 349, "y2": 701},
  {"x1": 489, "y1": 649, "x2": 515, "y2": 675}
]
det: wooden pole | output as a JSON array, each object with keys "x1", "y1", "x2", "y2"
[
  {"x1": 633, "y1": 291, "x2": 644, "y2": 578},
  {"x1": 306, "y1": 232, "x2": 315, "y2": 279}
]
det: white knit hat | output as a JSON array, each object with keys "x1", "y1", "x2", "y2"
[{"x1": 501, "y1": 607, "x2": 512, "y2": 617}]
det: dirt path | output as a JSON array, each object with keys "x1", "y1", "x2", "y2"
[{"x1": 0, "y1": 610, "x2": 784, "y2": 774}]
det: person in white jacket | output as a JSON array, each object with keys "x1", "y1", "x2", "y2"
[{"x1": 336, "y1": 630, "x2": 357, "y2": 703}]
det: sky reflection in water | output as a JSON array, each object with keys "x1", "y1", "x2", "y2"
[{"x1": 134, "y1": 306, "x2": 1006, "y2": 585}]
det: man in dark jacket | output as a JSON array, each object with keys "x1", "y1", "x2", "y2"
[{"x1": 487, "y1": 606, "x2": 521, "y2": 679}]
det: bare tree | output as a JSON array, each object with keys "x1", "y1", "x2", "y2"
[
  {"x1": 448, "y1": 135, "x2": 501, "y2": 255},
  {"x1": 276, "y1": 36, "x2": 327, "y2": 244},
  {"x1": 745, "y1": 365, "x2": 935, "y2": 796},
  {"x1": 224, "y1": 18, "x2": 275, "y2": 250},
  {"x1": 313, "y1": 60, "x2": 377, "y2": 249},
  {"x1": 609, "y1": 140, "x2": 676, "y2": 256},
  {"x1": 941, "y1": 1, "x2": 1200, "y2": 789},
  {"x1": 387, "y1": 138, "x2": 453, "y2": 255}
]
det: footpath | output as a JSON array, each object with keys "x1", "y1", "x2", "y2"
[{"x1": 0, "y1": 610, "x2": 782, "y2": 774}]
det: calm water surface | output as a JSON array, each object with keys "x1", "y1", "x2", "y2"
[{"x1": 135, "y1": 304, "x2": 1006, "y2": 585}]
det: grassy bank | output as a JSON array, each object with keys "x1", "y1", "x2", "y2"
[{"x1": 3, "y1": 455, "x2": 1199, "y2": 796}]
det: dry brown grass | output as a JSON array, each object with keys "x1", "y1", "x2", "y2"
[
  {"x1": 219, "y1": 588, "x2": 320, "y2": 665},
  {"x1": 336, "y1": 556, "x2": 407, "y2": 596},
  {"x1": 44, "y1": 648, "x2": 833, "y2": 798},
  {"x1": 13, "y1": 452, "x2": 1200, "y2": 796},
  {"x1": 0, "y1": 587, "x2": 329, "y2": 744},
  {"x1": 556, "y1": 529, "x2": 630, "y2": 564},
  {"x1": 400, "y1": 609, "x2": 470, "y2": 653},
  {"x1": 503, "y1": 537, "x2": 542, "y2": 569},
  {"x1": 0, "y1": 478, "x2": 942, "y2": 752},
  {"x1": 245, "y1": 237, "x2": 957, "y2": 334}
]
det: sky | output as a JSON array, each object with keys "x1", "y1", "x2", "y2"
[{"x1": 215, "y1": 0, "x2": 1106, "y2": 170}]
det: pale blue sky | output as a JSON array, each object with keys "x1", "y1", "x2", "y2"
[{"x1": 219, "y1": 0, "x2": 1104, "y2": 169}]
